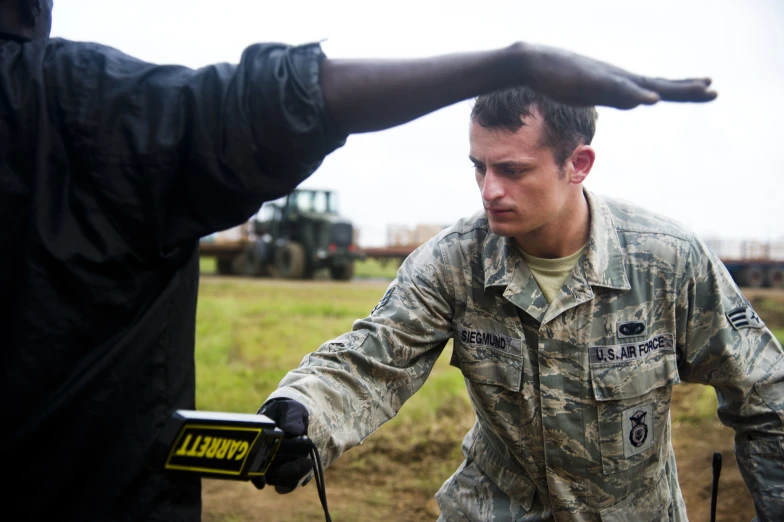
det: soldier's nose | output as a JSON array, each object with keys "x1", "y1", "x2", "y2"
[{"x1": 482, "y1": 171, "x2": 505, "y2": 201}]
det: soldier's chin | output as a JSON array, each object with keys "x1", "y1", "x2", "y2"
[{"x1": 486, "y1": 220, "x2": 517, "y2": 238}]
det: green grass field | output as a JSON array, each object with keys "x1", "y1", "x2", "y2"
[
  {"x1": 352, "y1": 258, "x2": 401, "y2": 280},
  {"x1": 195, "y1": 277, "x2": 463, "y2": 420},
  {"x1": 199, "y1": 257, "x2": 400, "y2": 281}
]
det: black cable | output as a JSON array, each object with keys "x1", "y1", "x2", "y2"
[
  {"x1": 711, "y1": 452, "x2": 722, "y2": 522},
  {"x1": 309, "y1": 441, "x2": 332, "y2": 522}
]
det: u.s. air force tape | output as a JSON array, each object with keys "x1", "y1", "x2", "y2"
[{"x1": 589, "y1": 333, "x2": 674, "y2": 364}]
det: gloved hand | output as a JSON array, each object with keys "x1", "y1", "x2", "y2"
[{"x1": 252, "y1": 398, "x2": 314, "y2": 494}]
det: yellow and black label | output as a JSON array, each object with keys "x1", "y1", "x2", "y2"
[{"x1": 165, "y1": 424, "x2": 263, "y2": 477}]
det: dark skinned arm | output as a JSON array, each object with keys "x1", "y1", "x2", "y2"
[{"x1": 321, "y1": 41, "x2": 716, "y2": 135}]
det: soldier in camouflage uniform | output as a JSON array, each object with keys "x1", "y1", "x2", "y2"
[{"x1": 261, "y1": 87, "x2": 784, "y2": 521}]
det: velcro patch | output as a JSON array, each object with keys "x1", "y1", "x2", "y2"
[
  {"x1": 370, "y1": 287, "x2": 394, "y2": 315},
  {"x1": 589, "y1": 333, "x2": 674, "y2": 365},
  {"x1": 726, "y1": 307, "x2": 765, "y2": 330},
  {"x1": 617, "y1": 320, "x2": 647, "y2": 338},
  {"x1": 455, "y1": 324, "x2": 523, "y2": 356},
  {"x1": 623, "y1": 403, "x2": 654, "y2": 457}
]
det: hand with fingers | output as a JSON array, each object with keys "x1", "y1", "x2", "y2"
[
  {"x1": 252, "y1": 398, "x2": 314, "y2": 494},
  {"x1": 518, "y1": 42, "x2": 716, "y2": 109}
]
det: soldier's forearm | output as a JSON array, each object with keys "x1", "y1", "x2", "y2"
[
  {"x1": 320, "y1": 43, "x2": 525, "y2": 135},
  {"x1": 319, "y1": 40, "x2": 717, "y2": 135}
]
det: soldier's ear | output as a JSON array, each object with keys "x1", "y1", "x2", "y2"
[{"x1": 568, "y1": 145, "x2": 595, "y2": 185}]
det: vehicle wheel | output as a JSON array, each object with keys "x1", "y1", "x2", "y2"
[
  {"x1": 766, "y1": 266, "x2": 784, "y2": 288},
  {"x1": 741, "y1": 265, "x2": 765, "y2": 288},
  {"x1": 232, "y1": 244, "x2": 264, "y2": 277},
  {"x1": 275, "y1": 242, "x2": 306, "y2": 279},
  {"x1": 330, "y1": 261, "x2": 354, "y2": 281},
  {"x1": 216, "y1": 258, "x2": 233, "y2": 276}
]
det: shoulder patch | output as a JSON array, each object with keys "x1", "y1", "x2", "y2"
[
  {"x1": 726, "y1": 307, "x2": 765, "y2": 330},
  {"x1": 370, "y1": 287, "x2": 394, "y2": 315}
]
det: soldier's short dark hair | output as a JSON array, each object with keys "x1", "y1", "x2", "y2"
[{"x1": 471, "y1": 87, "x2": 598, "y2": 167}]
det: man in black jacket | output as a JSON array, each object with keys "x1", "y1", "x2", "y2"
[{"x1": 0, "y1": 0, "x2": 716, "y2": 520}]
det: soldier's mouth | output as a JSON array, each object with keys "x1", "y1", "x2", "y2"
[{"x1": 485, "y1": 208, "x2": 514, "y2": 218}]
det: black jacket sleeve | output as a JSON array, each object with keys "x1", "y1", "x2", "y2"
[{"x1": 46, "y1": 39, "x2": 347, "y2": 252}]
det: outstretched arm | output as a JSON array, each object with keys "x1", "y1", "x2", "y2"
[{"x1": 322, "y1": 41, "x2": 716, "y2": 134}]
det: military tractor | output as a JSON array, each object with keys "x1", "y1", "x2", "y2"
[{"x1": 203, "y1": 189, "x2": 359, "y2": 280}]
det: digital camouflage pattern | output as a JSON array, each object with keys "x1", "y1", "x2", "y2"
[{"x1": 268, "y1": 190, "x2": 784, "y2": 521}]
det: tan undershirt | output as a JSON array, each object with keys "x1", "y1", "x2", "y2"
[{"x1": 518, "y1": 244, "x2": 587, "y2": 304}]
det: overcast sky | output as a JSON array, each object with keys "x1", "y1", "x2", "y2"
[{"x1": 52, "y1": 0, "x2": 784, "y2": 247}]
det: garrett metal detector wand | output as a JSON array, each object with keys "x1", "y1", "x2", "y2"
[
  {"x1": 154, "y1": 410, "x2": 331, "y2": 522},
  {"x1": 711, "y1": 451, "x2": 722, "y2": 522}
]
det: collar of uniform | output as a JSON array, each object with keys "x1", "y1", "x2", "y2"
[
  {"x1": 582, "y1": 189, "x2": 631, "y2": 290},
  {"x1": 481, "y1": 190, "x2": 630, "y2": 292},
  {"x1": 0, "y1": 32, "x2": 31, "y2": 43},
  {"x1": 482, "y1": 232, "x2": 554, "y2": 323},
  {"x1": 482, "y1": 231, "x2": 517, "y2": 289}
]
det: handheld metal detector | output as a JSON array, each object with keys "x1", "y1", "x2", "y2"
[{"x1": 156, "y1": 410, "x2": 331, "y2": 521}]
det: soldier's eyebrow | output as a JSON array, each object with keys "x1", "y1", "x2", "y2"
[
  {"x1": 495, "y1": 160, "x2": 535, "y2": 170},
  {"x1": 469, "y1": 155, "x2": 535, "y2": 169}
]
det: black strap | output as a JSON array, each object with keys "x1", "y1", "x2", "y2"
[{"x1": 309, "y1": 441, "x2": 332, "y2": 522}]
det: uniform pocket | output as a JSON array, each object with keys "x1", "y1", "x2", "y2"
[
  {"x1": 436, "y1": 458, "x2": 535, "y2": 522},
  {"x1": 600, "y1": 470, "x2": 672, "y2": 522},
  {"x1": 450, "y1": 322, "x2": 523, "y2": 392},
  {"x1": 591, "y1": 352, "x2": 679, "y2": 474}
]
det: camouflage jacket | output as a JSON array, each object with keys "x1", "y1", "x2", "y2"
[{"x1": 269, "y1": 190, "x2": 784, "y2": 521}]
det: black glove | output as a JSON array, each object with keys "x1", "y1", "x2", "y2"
[{"x1": 252, "y1": 398, "x2": 314, "y2": 494}]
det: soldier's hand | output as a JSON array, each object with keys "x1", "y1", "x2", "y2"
[
  {"x1": 517, "y1": 42, "x2": 717, "y2": 109},
  {"x1": 252, "y1": 398, "x2": 314, "y2": 494}
]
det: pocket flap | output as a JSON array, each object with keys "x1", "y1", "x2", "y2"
[
  {"x1": 468, "y1": 428, "x2": 537, "y2": 511},
  {"x1": 591, "y1": 353, "x2": 680, "y2": 401},
  {"x1": 451, "y1": 322, "x2": 523, "y2": 392}
]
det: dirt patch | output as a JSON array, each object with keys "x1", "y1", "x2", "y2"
[{"x1": 670, "y1": 386, "x2": 756, "y2": 522}]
